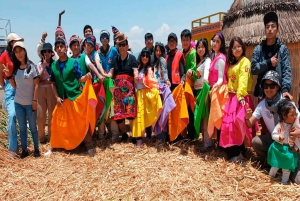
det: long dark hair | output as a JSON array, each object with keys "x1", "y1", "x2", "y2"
[
  {"x1": 139, "y1": 47, "x2": 151, "y2": 76},
  {"x1": 153, "y1": 42, "x2": 165, "y2": 65},
  {"x1": 6, "y1": 41, "x2": 14, "y2": 60},
  {"x1": 195, "y1": 38, "x2": 209, "y2": 65},
  {"x1": 11, "y1": 47, "x2": 29, "y2": 75},
  {"x1": 277, "y1": 98, "x2": 296, "y2": 123},
  {"x1": 211, "y1": 32, "x2": 226, "y2": 59},
  {"x1": 228, "y1": 36, "x2": 246, "y2": 65}
]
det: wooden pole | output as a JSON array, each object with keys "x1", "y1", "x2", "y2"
[{"x1": 58, "y1": 10, "x2": 65, "y2": 26}]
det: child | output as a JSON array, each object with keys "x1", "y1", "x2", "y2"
[{"x1": 268, "y1": 99, "x2": 299, "y2": 184}]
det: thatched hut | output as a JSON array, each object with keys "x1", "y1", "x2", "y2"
[{"x1": 222, "y1": 0, "x2": 300, "y2": 105}]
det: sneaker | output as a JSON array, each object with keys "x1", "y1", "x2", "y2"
[
  {"x1": 136, "y1": 139, "x2": 143, "y2": 147},
  {"x1": 8, "y1": 151, "x2": 17, "y2": 159},
  {"x1": 20, "y1": 150, "x2": 29, "y2": 159},
  {"x1": 229, "y1": 153, "x2": 244, "y2": 163},
  {"x1": 87, "y1": 149, "x2": 95, "y2": 157},
  {"x1": 44, "y1": 148, "x2": 53, "y2": 156},
  {"x1": 121, "y1": 133, "x2": 128, "y2": 142},
  {"x1": 33, "y1": 149, "x2": 41, "y2": 158}
]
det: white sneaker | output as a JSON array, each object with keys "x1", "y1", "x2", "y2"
[
  {"x1": 87, "y1": 149, "x2": 95, "y2": 157},
  {"x1": 229, "y1": 153, "x2": 244, "y2": 163},
  {"x1": 44, "y1": 148, "x2": 52, "y2": 156}
]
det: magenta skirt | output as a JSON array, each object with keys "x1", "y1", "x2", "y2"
[{"x1": 220, "y1": 93, "x2": 259, "y2": 148}]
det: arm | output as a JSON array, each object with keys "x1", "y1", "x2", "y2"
[
  {"x1": 271, "y1": 123, "x2": 283, "y2": 142},
  {"x1": 280, "y1": 46, "x2": 292, "y2": 94},
  {"x1": 250, "y1": 45, "x2": 269, "y2": 75},
  {"x1": 187, "y1": 51, "x2": 197, "y2": 80},
  {"x1": 159, "y1": 57, "x2": 169, "y2": 82},
  {"x1": 179, "y1": 56, "x2": 186, "y2": 83},
  {"x1": 203, "y1": 58, "x2": 211, "y2": 82},
  {"x1": 3, "y1": 63, "x2": 16, "y2": 88},
  {"x1": 245, "y1": 103, "x2": 260, "y2": 128},
  {"x1": 237, "y1": 59, "x2": 251, "y2": 101},
  {"x1": 94, "y1": 53, "x2": 107, "y2": 76},
  {"x1": 37, "y1": 40, "x2": 45, "y2": 59},
  {"x1": 85, "y1": 55, "x2": 104, "y2": 80},
  {"x1": 0, "y1": 63, "x2": 4, "y2": 88},
  {"x1": 32, "y1": 77, "x2": 40, "y2": 111},
  {"x1": 213, "y1": 59, "x2": 225, "y2": 87}
]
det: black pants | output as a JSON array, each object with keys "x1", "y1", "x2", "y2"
[
  {"x1": 145, "y1": 126, "x2": 152, "y2": 139},
  {"x1": 225, "y1": 145, "x2": 245, "y2": 160},
  {"x1": 186, "y1": 106, "x2": 195, "y2": 140}
]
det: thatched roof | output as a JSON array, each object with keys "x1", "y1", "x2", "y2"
[{"x1": 222, "y1": 0, "x2": 300, "y2": 46}]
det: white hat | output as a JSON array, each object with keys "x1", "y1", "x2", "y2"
[
  {"x1": 12, "y1": 41, "x2": 26, "y2": 51},
  {"x1": 7, "y1": 33, "x2": 24, "y2": 43}
]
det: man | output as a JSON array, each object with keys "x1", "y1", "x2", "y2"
[
  {"x1": 137, "y1": 33, "x2": 155, "y2": 65},
  {"x1": 245, "y1": 70, "x2": 300, "y2": 183},
  {"x1": 37, "y1": 26, "x2": 72, "y2": 60},
  {"x1": 251, "y1": 11, "x2": 293, "y2": 134},
  {"x1": 181, "y1": 29, "x2": 197, "y2": 140}
]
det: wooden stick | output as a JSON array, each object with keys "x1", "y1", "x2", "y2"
[{"x1": 58, "y1": 10, "x2": 65, "y2": 26}]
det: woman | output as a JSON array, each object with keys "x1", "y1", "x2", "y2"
[
  {"x1": 37, "y1": 43, "x2": 56, "y2": 143},
  {"x1": 3, "y1": 41, "x2": 40, "y2": 159},
  {"x1": 207, "y1": 32, "x2": 229, "y2": 140},
  {"x1": 0, "y1": 33, "x2": 23, "y2": 158},
  {"x1": 193, "y1": 39, "x2": 212, "y2": 148},
  {"x1": 153, "y1": 42, "x2": 170, "y2": 86},
  {"x1": 111, "y1": 33, "x2": 138, "y2": 141},
  {"x1": 132, "y1": 48, "x2": 162, "y2": 146},
  {"x1": 220, "y1": 36, "x2": 258, "y2": 161}
]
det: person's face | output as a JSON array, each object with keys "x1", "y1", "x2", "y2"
[
  {"x1": 55, "y1": 43, "x2": 67, "y2": 57},
  {"x1": 155, "y1": 46, "x2": 162, "y2": 59},
  {"x1": 118, "y1": 42, "x2": 128, "y2": 55},
  {"x1": 231, "y1": 41, "x2": 243, "y2": 60},
  {"x1": 197, "y1": 42, "x2": 206, "y2": 58},
  {"x1": 181, "y1": 36, "x2": 191, "y2": 51},
  {"x1": 212, "y1": 35, "x2": 221, "y2": 53},
  {"x1": 145, "y1": 37, "x2": 153, "y2": 49},
  {"x1": 265, "y1": 21, "x2": 278, "y2": 40},
  {"x1": 283, "y1": 108, "x2": 297, "y2": 124},
  {"x1": 101, "y1": 35, "x2": 109, "y2": 46},
  {"x1": 55, "y1": 33, "x2": 64, "y2": 39},
  {"x1": 168, "y1": 38, "x2": 177, "y2": 50},
  {"x1": 85, "y1": 42, "x2": 94, "y2": 55},
  {"x1": 42, "y1": 50, "x2": 52, "y2": 61},
  {"x1": 71, "y1": 42, "x2": 80, "y2": 57},
  {"x1": 141, "y1": 53, "x2": 150, "y2": 65},
  {"x1": 13, "y1": 46, "x2": 26, "y2": 63},
  {"x1": 263, "y1": 80, "x2": 280, "y2": 99},
  {"x1": 84, "y1": 28, "x2": 93, "y2": 38}
]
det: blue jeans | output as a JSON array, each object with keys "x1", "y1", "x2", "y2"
[
  {"x1": 14, "y1": 102, "x2": 39, "y2": 150},
  {"x1": 4, "y1": 80, "x2": 17, "y2": 151}
]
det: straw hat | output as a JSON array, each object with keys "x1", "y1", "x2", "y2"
[{"x1": 116, "y1": 33, "x2": 127, "y2": 44}]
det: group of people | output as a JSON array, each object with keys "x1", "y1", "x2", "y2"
[{"x1": 1, "y1": 11, "x2": 300, "y2": 184}]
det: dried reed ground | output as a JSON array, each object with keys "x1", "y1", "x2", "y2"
[{"x1": 0, "y1": 132, "x2": 300, "y2": 201}]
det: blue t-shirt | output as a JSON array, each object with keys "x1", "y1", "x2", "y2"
[{"x1": 99, "y1": 46, "x2": 119, "y2": 73}]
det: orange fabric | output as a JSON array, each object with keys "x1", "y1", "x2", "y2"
[
  {"x1": 143, "y1": 68, "x2": 159, "y2": 89},
  {"x1": 207, "y1": 84, "x2": 228, "y2": 138},
  {"x1": 50, "y1": 78, "x2": 97, "y2": 150},
  {"x1": 168, "y1": 84, "x2": 189, "y2": 141},
  {"x1": 184, "y1": 80, "x2": 196, "y2": 112},
  {"x1": 166, "y1": 50, "x2": 183, "y2": 84}
]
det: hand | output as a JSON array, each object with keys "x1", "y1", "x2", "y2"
[
  {"x1": 32, "y1": 101, "x2": 37, "y2": 111},
  {"x1": 106, "y1": 72, "x2": 113, "y2": 78},
  {"x1": 186, "y1": 69, "x2": 193, "y2": 78},
  {"x1": 245, "y1": 106, "x2": 253, "y2": 120},
  {"x1": 42, "y1": 56, "x2": 47, "y2": 68},
  {"x1": 289, "y1": 140, "x2": 295, "y2": 147},
  {"x1": 180, "y1": 80, "x2": 185, "y2": 85},
  {"x1": 290, "y1": 127, "x2": 300, "y2": 138},
  {"x1": 166, "y1": 80, "x2": 171, "y2": 87},
  {"x1": 240, "y1": 99, "x2": 245, "y2": 106},
  {"x1": 56, "y1": 97, "x2": 63, "y2": 106},
  {"x1": 3, "y1": 63, "x2": 11, "y2": 77},
  {"x1": 42, "y1": 31, "x2": 47, "y2": 41},
  {"x1": 282, "y1": 92, "x2": 293, "y2": 100},
  {"x1": 271, "y1": 53, "x2": 278, "y2": 67},
  {"x1": 279, "y1": 135, "x2": 284, "y2": 142}
]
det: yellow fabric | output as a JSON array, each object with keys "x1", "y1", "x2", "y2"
[
  {"x1": 132, "y1": 88, "x2": 162, "y2": 138},
  {"x1": 207, "y1": 84, "x2": 228, "y2": 138},
  {"x1": 169, "y1": 84, "x2": 189, "y2": 141},
  {"x1": 227, "y1": 57, "x2": 253, "y2": 101},
  {"x1": 184, "y1": 80, "x2": 196, "y2": 112},
  {"x1": 50, "y1": 78, "x2": 97, "y2": 150}
]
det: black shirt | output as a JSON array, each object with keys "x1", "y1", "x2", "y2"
[{"x1": 112, "y1": 54, "x2": 138, "y2": 77}]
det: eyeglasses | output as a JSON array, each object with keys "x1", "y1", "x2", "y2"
[
  {"x1": 118, "y1": 43, "x2": 126, "y2": 47},
  {"x1": 142, "y1": 54, "x2": 149, "y2": 58},
  {"x1": 263, "y1": 83, "x2": 277, "y2": 89},
  {"x1": 145, "y1": 38, "x2": 153, "y2": 42},
  {"x1": 231, "y1": 46, "x2": 242, "y2": 51}
]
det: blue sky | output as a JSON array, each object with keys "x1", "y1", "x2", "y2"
[{"x1": 1, "y1": 0, "x2": 232, "y2": 63}]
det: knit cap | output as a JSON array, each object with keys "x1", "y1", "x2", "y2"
[
  {"x1": 112, "y1": 26, "x2": 120, "y2": 42},
  {"x1": 55, "y1": 26, "x2": 65, "y2": 39},
  {"x1": 69, "y1": 35, "x2": 80, "y2": 47}
]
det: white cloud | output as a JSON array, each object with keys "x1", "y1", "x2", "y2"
[
  {"x1": 126, "y1": 26, "x2": 144, "y2": 37},
  {"x1": 154, "y1": 23, "x2": 170, "y2": 37},
  {"x1": 93, "y1": 28, "x2": 100, "y2": 34}
]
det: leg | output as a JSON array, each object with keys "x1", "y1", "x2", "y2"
[
  {"x1": 14, "y1": 103, "x2": 27, "y2": 151},
  {"x1": 225, "y1": 145, "x2": 243, "y2": 160},
  {"x1": 98, "y1": 122, "x2": 106, "y2": 139},
  {"x1": 187, "y1": 106, "x2": 195, "y2": 140},
  {"x1": 5, "y1": 99, "x2": 17, "y2": 152},
  {"x1": 145, "y1": 126, "x2": 152, "y2": 139},
  {"x1": 109, "y1": 120, "x2": 120, "y2": 140},
  {"x1": 46, "y1": 86, "x2": 57, "y2": 139},
  {"x1": 37, "y1": 87, "x2": 47, "y2": 142},
  {"x1": 269, "y1": 167, "x2": 279, "y2": 177},
  {"x1": 201, "y1": 117, "x2": 212, "y2": 148},
  {"x1": 83, "y1": 129, "x2": 93, "y2": 151},
  {"x1": 25, "y1": 105, "x2": 39, "y2": 151},
  {"x1": 290, "y1": 152, "x2": 300, "y2": 183},
  {"x1": 252, "y1": 133, "x2": 273, "y2": 165},
  {"x1": 281, "y1": 169, "x2": 291, "y2": 184}
]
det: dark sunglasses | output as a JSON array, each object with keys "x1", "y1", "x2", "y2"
[
  {"x1": 118, "y1": 43, "x2": 126, "y2": 47},
  {"x1": 263, "y1": 83, "x2": 277, "y2": 89},
  {"x1": 101, "y1": 35, "x2": 109, "y2": 40},
  {"x1": 142, "y1": 54, "x2": 149, "y2": 58},
  {"x1": 145, "y1": 38, "x2": 153, "y2": 42}
]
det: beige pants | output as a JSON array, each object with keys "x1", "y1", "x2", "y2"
[{"x1": 37, "y1": 86, "x2": 56, "y2": 142}]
